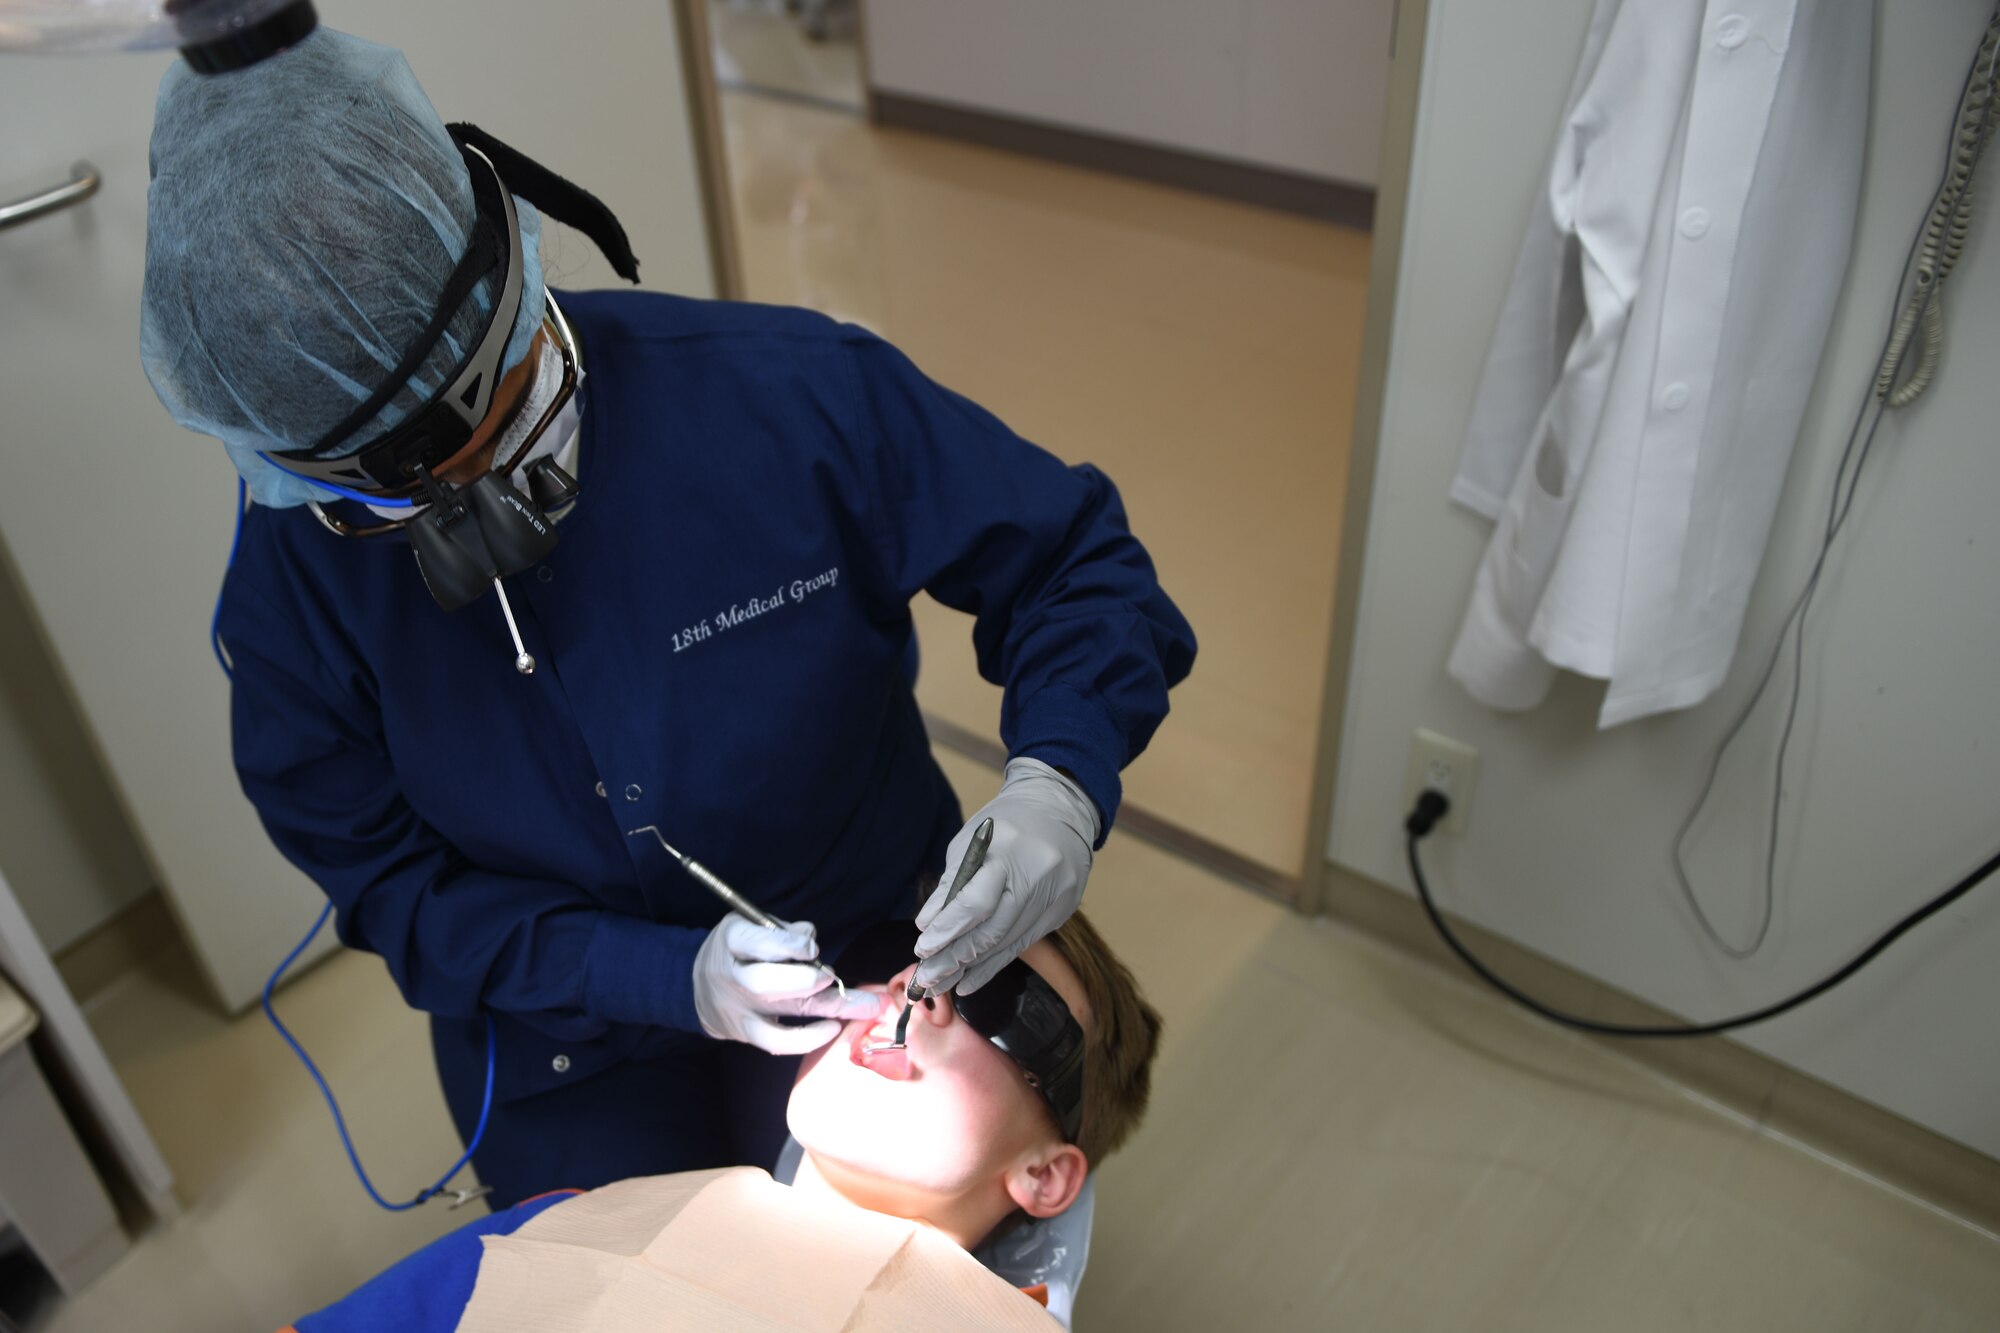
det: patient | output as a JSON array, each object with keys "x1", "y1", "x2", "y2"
[
  {"x1": 787, "y1": 910, "x2": 1160, "y2": 1253},
  {"x1": 286, "y1": 913, "x2": 1161, "y2": 1332}
]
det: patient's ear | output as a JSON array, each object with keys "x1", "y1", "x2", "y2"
[{"x1": 1004, "y1": 1145, "x2": 1089, "y2": 1219}]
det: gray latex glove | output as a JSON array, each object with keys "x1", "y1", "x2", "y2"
[
  {"x1": 913, "y1": 757, "x2": 1100, "y2": 995},
  {"x1": 692, "y1": 914, "x2": 880, "y2": 1054}
]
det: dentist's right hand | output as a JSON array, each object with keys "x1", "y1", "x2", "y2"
[{"x1": 692, "y1": 913, "x2": 882, "y2": 1055}]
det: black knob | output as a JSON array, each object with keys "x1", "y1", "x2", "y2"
[
  {"x1": 409, "y1": 504, "x2": 498, "y2": 613},
  {"x1": 526, "y1": 457, "x2": 581, "y2": 512},
  {"x1": 177, "y1": 0, "x2": 320, "y2": 74}
]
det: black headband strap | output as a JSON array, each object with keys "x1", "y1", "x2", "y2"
[
  {"x1": 448, "y1": 121, "x2": 641, "y2": 284},
  {"x1": 303, "y1": 126, "x2": 639, "y2": 461},
  {"x1": 306, "y1": 149, "x2": 504, "y2": 457}
]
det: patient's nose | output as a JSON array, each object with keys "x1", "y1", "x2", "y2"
[
  {"x1": 885, "y1": 962, "x2": 960, "y2": 1033},
  {"x1": 915, "y1": 991, "x2": 956, "y2": 1032}
]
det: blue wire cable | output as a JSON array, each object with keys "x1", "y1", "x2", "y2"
[
  {"x1": 262, "y1": 904, "x2": 496, "y2": 1210},
  {"x1": 210, "y1": 478, "x2": 246, "y2": 676},
  {"x1": 216, "y1": 477, "x2": 496, "y2": 1209},
  {"x1": 265, "y1": 458, "x2": 419, "y2": 509}
]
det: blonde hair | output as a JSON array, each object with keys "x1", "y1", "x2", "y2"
[{"x1": 1042, "y1": 911, "x2": 1163, "y2": 1167}]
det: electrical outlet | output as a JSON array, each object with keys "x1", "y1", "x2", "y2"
[{"x1": 1404, "y1": 728, "x2": 1479, "y2": 836}]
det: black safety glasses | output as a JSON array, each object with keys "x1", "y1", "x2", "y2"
[{"x1": 956, "y1": 957, "x2": 1086, "y2": 1144}]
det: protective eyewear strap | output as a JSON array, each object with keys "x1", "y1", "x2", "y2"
[{"x1": 448, "y1": 121, "x2": 640, "y2": 283}]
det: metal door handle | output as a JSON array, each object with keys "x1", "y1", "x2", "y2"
[{"x1": 0, "y1": 163, "x2": 101, "y2": 232}]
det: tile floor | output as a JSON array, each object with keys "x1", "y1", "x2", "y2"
[
  {"x1": 37, "y1": 748, "x2": 2000, "y2": 1331},
  {"x1": 715, "y1": 86, "x2": 1367, "y2": 881}
]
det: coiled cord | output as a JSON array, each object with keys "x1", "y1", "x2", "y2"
[
  {"x1": 1876, "y1": 5, "x2": 2000, "y2": 408},
  {"x1": 1673, "y1": 7, "x2": 2000, "y2": 959}
]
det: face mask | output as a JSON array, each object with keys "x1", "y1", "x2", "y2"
[{"x1": 494, "y1": 333, "x2": 585, "y2": 485}]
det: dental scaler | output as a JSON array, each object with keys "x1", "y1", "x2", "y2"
[
  {"x1": 885, "y1": 816, "x2": 995, "y2": 1050},
  {"x1": 626, "y1": 826, "x2": 845, "y2": 996}
]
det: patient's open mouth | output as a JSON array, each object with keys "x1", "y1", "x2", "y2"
[{"x1": 852, "y1": 1006, "x2": 915, "y2": 1080}]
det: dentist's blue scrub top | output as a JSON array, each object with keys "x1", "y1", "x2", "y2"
[{"x1": 217, "y1": 291, "x2": 1194, "y2": 1188}]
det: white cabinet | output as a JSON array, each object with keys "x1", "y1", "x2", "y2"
[{"x1": 864, "y1": 0, "x2": 1395, "y2": 187}]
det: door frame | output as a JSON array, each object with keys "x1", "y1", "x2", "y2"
[
  {"x1": 1298, "y1": 0, "x2": 1429, "y2": 914},
  {"x1": 673, "y1": 0, "x2": 746, "y2": 300}
]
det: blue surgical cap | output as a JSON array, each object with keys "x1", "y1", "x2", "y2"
[{"x1": 140, "y1": 28, "x2": 545, "y2": 508}]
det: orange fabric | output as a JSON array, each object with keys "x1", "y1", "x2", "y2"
[{"x1": 514, "y1": 1188, "x2": 586, "y2": 1208}]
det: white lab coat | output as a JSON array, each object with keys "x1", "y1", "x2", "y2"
[{"x1": 1447, "y1": 0, "x2": 1873, "y2": 727}]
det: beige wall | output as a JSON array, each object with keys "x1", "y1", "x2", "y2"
[
  {"x1": 863, "y1": 0, "x2": 1395, "y2": 187},
  {"x1": 1331, "y1": 0, "x2": 2000, "y2": 1158}
]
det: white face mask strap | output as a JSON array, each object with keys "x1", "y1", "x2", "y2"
[{"x1": 489, "y1": 333, "x2": 568, "y2": 475}]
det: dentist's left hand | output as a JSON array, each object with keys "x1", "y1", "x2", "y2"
[
  {"x1": 692, "y1": 914, "x2": 882, "y2": 1054},
  {"x1": 912, "y1": 758, "x2": 1100, "y2": 996}
]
